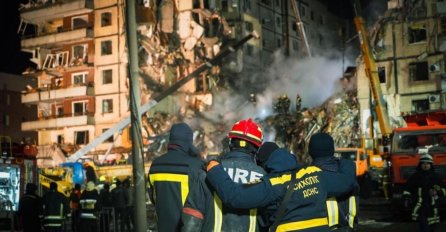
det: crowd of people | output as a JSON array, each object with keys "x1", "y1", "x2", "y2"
[
  {"x1": 148, "y1": 119, "x2": 446, "y2": 232},
  {"x1": 16, "y1": 118, "x2": 446, "y2": 232},
  {"x1": 148, "y1": 119, "x2": 359, "y2": 231},
  {"x1": 17, "y1": 176, "x2": 135, "y2": 232}
]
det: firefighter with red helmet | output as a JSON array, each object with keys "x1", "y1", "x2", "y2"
[{"x1": 182, "y1": 118, "x2": 267, "y2": 231}]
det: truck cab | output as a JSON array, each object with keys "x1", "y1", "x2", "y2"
[{"x1": 335, "y1": 147, "x2": 368, "y2": 177}]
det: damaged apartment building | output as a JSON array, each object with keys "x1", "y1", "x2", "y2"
[
  {"x1": 357, "y1": 0, "x2": 446, "y2": 136},
  {"x1": 17, "y1": 0, "x2": 344, "y2": 167}
]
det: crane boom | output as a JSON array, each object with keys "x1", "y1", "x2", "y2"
[
  {"x1": 67, "y1": 31, "x2": 259, "y2": 162},
  {"x1": 290, "y1": 0, "x2": 311, "y2": 57},
  {"x1": 353, "y1": 4, "x2": 392, "y2": 137}
]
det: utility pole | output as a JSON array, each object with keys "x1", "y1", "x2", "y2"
[{"x1": 125, "y1": 0, "x2": 147, "y2": 231}]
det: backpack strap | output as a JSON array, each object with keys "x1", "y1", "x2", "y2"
[{"x1": 271, "y1": 170, "x2": 297, "y2": 230}]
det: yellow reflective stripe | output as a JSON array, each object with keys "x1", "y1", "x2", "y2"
[
  {"x1": 149, "y1": 173, "x2": 189, "y2": 205},
  {"x1": 213, "y1": 193, "x2": 222, "y2": 232},
  {"x1": 248, "y1": 209, "x2": 257, "y2": 232},
  {"x1": 326, "y1": 198, "x2": 338, "y2": 227},
  {"x1": 412, "y1": 188, "x2": 423, "y2": 217},
  {"x1": 229, "y1": 130, "x2": 262, "y2": 144},
  {"x1": 276, "y1": 217, "x2": 328, "y2": 232},
  {"x1": 270, "y1": 166, "x2": 321, "y2": 186},
  {"x1": 348, "y1": 196, "x2": 357, "y2": 228}
]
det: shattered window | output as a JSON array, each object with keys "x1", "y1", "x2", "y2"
[
  {"x1": 102, "y1": 99, "x2": 113, "y2": 114},
  {"x1": 378, "y1": 67, "x2": 386, "y2": 83},
  {"x1": 102, "y1": 69, "x2": 113, "y2": 84},
  {"x1": 72, "y1": 44, "x2": 87, "y2": 60},
  {"x1": 101, "y1": 12, "x2": 112, "y2": 27},
  {"x1": 101, "y1": 40, "x2": 112, "y2": 55},
  {"x1": 408, "y1": 24, "x2": 427, "y2": 44},
  {"x1": 412, "y1": 99, "x2": 430, "y2": 112},
  {"x1": 73, "y1": 101, "x2": 87, "y2": 116},
  {"x1": 72, "y1": 72, "x2": 87, "y2": 85},
  {"x1": 409, "y1": 62, "x2": 428, "y2": 81},
  {"x1": 72, "y1": 15, "x2": 88, "y2": 30},
  {"x1": 74, "y1": 131, "x2": 89, "y2": 145}
]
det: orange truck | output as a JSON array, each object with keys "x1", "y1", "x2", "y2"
[
  {"x1": 388, "y1": 111, "x2": 446, "y2": 213},
  {"x1": 335, "y1": 146, "x2": 385, "y2": 198}
]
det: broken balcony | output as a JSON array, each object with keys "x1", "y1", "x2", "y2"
[{"x1": 20, "y1": 0, "x2": 93, "y2": 24}]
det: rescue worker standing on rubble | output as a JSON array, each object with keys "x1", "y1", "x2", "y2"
[
  {"x1": 79, "y1": 181, "x2": 99, "y2": 232},
  {"x1": 148, "y1": 122, "x2": 204, "y2": 231},
  {"x1": 182, "y1": 118, "x2": 267, "y2": 231},
  {"x1": 309, "y1": 132, "x2": 359, "y2": 231},
  {"x1": 42, "y1": 182, "x2": 69, "y2": 232},
  {"x1": 205, "y1": 140, "x2": 357, "y2": 231},
  {"x1": 404, "y1": 154, "x2": 446, "y2": 232}
]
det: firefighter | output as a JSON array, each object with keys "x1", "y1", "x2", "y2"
[
  {"x1": 273, "y1": 94, "x2": 291, "y2": 114},
  {"x1": 84, "y1": 162, "x2": 97, "y2": 184},
  {"x1": 69, "y1": 183, "x2": 81, "y2": 232},
  {"x1": 42, "y1": 182, "x2": 69, "y2": 232},
  {"x1": 295, "y1": 94, "x2": 302, "y2": 112},
  {"x1": 79, "y1": 181, "x2": 99, "y2": 232},
  {"x1": 18, "y1": 183, "x2": 43, "y2": 232},
  {"x1": 309, "y1": 132, "x2": 359, "y2": 231},
  {"x1": 404, "y1": 154, "x2": 446, "y2": 232},
  {"x1": 205, "y1": 141, "x2": 357, "y2": 231},
  {"x1": 182, "y1": 118, "x2": 267, "y2": 231},
  {"x1": 148, "y1": 122, "x2": 205, "y2": 231}
]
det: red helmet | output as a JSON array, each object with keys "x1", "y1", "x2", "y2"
[{"x1": 228, "y1": 118, "x2": 263, "y2": 147}]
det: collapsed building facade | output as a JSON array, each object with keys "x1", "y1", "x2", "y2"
[
  {"x1": 17, "y1": 0, "x2": 348, "y2": 167},
  {"x1": 357, "y1": 0, "x2": 446, "y2": 141}
]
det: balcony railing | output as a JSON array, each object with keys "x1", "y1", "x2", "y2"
[
  {"x1": 21, "y1": 27, "x2": 93, "y2": 49},
  {"x1": 20, "y1": 0, "x2": 93, "y2": 24},
  {"x1": 22, "y1": 84, "x2": 92, "y2": 104},
  {"x1": 22, "y1": 112, "x2": 94, "y2": 131}
]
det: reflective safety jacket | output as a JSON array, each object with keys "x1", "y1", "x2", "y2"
[
  {"x1": 404, "y1": 166, "x2": 446, "y2": 224},
  {"x1": 79, "y1": 189, "x2": 99, "y2": 219},
  {"x1": 181, "y1": 151, "x2": 267, "y2": 232},
  {"x1": 42, "y1": 190, "x2": 69, "y2": 228},
  {"x1": 148, "y1": 145, "x2": 204, "y2": 232},
  {"x1": 206, "y1": 148, "x2": 357, "y2": 232},
  {"x1": 314, "y1": 157, "x2": 359, "y2": 230}
]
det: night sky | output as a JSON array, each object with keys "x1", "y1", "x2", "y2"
[
  {"x1": 0, "y1": 0, "x2": 32, "y2": 75},
  {"x1": 0, "y1": 0, "x2": 382, "y2": 75}
]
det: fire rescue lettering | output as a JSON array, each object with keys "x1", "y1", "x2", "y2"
[
  {"x1": 294, "y1": 175, "x2": 320, "y2": 198},
  {"x1": 224, "y1": 167, "x2": 263, "y2": 183}
]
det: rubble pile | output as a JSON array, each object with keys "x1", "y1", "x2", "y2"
[
  {"x1": 136, "y1": 0, "x2": 231, "y2": 108},
  {"x1": 260, "y1": 89, "x2": 361, "y2": 165}
]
